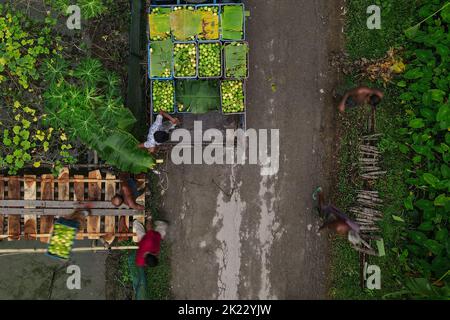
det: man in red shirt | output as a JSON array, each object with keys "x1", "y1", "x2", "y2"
[{"x1": 134, "y1": 219, "x2": 168, "y2": 267}]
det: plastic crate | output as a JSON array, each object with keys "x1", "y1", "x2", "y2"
[
  {"x1": 173, "y1": 41, "x2": 198, "y2": 79},
  {"x1": 196, "y1": 4, "x2": 221, "y2": 41},
  {"x1": 178, "y1": 0, "x2": 216, "y2": 4},
  {"x1": 220, "y1": 3, "x2": 245, "y2": 41},
  {"x1": 220, "y1": 79, "x2": 246, "y2": 115},
  {"x1": 46, "y1": 218, "x2": 79, "y2": 261},
  {"x1": 148, "y1": 5, "x2": 173, "y2": 41},
  {"x1": 222, "y1": 40, "x2": 249, "y2": 80},
  {"x1": 175, "y1": 79, "x2": 222, "y2": 113},
  {"x1": 151, "y1": 79, "x2": 177, "y2": 115},
  {"x1": 148, "y1": 42, "x2": 174, "y2": 80},
  {"x1": 171, "y1": 5, "x2": 198, "y2": 42},
  {"x1": 198, "y1": 41, "x2": 223, "y2": 79}
]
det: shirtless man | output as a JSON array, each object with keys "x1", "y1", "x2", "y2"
[
  {"x1": 337, "y1": 86, "x2": 384, "y2": 113},
  {"x1": 111, "y1": 174, "x2": 145, "y2": 210},
  {"x1": 313, "y1": 187, "x2": 361, "y2": 244}
]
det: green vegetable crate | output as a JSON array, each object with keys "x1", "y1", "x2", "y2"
[
  {"x1": 221, "y1": 80, "x2": 246, "y2": 115},
  {"x1": 173, "y1": 42, "x2": 198, "y2": 79},
  {"x1": 148, "y1": 2, "x2": 247, "y2": 119},
  {"x1": 46, "y1": 218, "x2": 79, "y2": 261},
  {"x1": 151, "y1": 80, "x2": 176, "y2": 113},
  {"x1": 198, "y1": 41, "x2": 223, "y2": 79},
  {"x1": 223, "y1": 41, "x2": 249, "y2": 79}
]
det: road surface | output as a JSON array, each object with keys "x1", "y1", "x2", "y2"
[{"x1": 160, "y1": 0, "x2": 343, "y2": 299}]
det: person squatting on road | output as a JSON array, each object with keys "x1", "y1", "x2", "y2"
[
  {"x1": 313, "y1": 187, "x2": 361, "y2": 245},
  {"x1": 134, "y1": 218, "x2": 168, "y2": 268},
  {"x1": 138, "y1": 110, "x2": 180, "y2": 154},
  {"x1": 111, "y1": 173, "x2": 145, "y2": 211},
  {"x1": 337, "y1": 86, "x2": 384, "y2": 113}
]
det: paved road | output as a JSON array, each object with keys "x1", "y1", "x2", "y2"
[
  {"x1": 160, "y1": 0, "x2": 343, "y2": 299},
  {"x1": 0, "y1": 240, "x2": 107, "y2": 300}
]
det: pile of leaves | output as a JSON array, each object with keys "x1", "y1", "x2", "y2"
[
  {"x1": 176, "y1": 80, "x2": 220, "y2": 113},
  {"x1": 395, "y1": 1, "x2": 450, "y2": 295},
  {"x1": 43, "y1": 57, "x2": 155, "y2": 173},
  {"x1": 170, "y1": 6, "x2": 201, "y2": 41},
  {"x1": 149, "y1": 7, "x2": 172, "y2": 41},
  {"x1": 224, "y1": 42, "x2": 248, "y2": 79},
  {"x1": 221, "y1": 5, "x2": 244, "y2": 40},
  {"x1": 330, "y1": 48, "x2": 405, "y2": 86},
  {"x1": 150, "y1": 40, "x2": 173, "y2": 78}
]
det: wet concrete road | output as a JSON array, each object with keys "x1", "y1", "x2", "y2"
[{"x1": 160, "y1": 0, "x2": 343, "y2": 299}]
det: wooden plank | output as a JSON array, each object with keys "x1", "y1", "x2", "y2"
[
  {"x1": 40, "y1": 174, "x2": 54, "y2": 243},
  {"x1": 0, "y1": 175, "x2": 4, "y2": 239},
  {"x1": 0, "y1": 200, "x2": 133, "y2": 209},
  {"x1": 133, "y1": 174, "x2": 146, "y2": 242},
  {"x1": 0, "y1": 208, "x2": 140, "y2": 216},
  {"x1": 0, "y1": 232, "x2": 136, "y2": 239},
  {"x1": 58, "y1": 168, "x2": 70, "y2": 201},
  {"x1": 87, "y1": 170, "x2": 102, "y2": 239},
  {"x1": 7, "y1": 177, "x2": 21, "y2": 241},
  {"x1": 24, "y1": 175, "x2": 37, "y2": 240},
  {"x1": 117, "y1": 174, "x2": 129, "y2": 241},
  {"x1": 104, "y1": 173, "x2": 117, "y2": 244},
  {"x1": 74, "y1": 175, "x2": 85, "y2": 240},
  {"x1": 0, "y1": 177, "x2": 122, "y2": 183}
]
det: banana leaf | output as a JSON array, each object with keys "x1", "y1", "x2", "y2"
[
  {"x1": 225, "y1": 42, "x2": 248, "y2": 78},
  {"x1": 99, "y1": 130, "x2": 155, "y2": 173},
  {"x1": 149, "y1": 8, "x2": 171, "y2": 39},
  {"x1": 198, "y1": 9, "x2": 220, "y2": 40},
  {"x1": 175, "y1": 80, "x2": 220, "y2": 114},
  {"x1": 150, "y1": 40, "x2": 173, "y2": 78},
  {"x1": 170, "y1": 9, "x2": 202, "y2": 40},
  {"x1": 221, "y1": 5, "x2": 244, "y2": 40}
]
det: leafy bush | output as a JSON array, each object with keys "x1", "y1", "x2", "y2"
[
  {"x1": 397, "y1": 1, "x2": 449, "y2": 286},
  {"x1": 42, "y1": 57, "x2": 155, "y2": 173},
  {"x1": 0, "y1": 4, "x2": 58, "y2": 89},
  {"x1": 46, "y1": 0, "x2": 109, "y2": 19},
  {"x1": 0, "y1": 5, "x2": 74, "y2": 174}
]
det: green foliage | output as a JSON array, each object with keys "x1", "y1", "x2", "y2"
[
  {"x1": 224, "y1": 42, "x2": 248, "y2": 79},
  {"x1": 43, "y1": 58, "x2": 155, "y2": 173},
  {"x1": 149, "y1": 7, "x2": 172, "y2": 41},
  {"x1": 175, "y1": 80, "x2": 220, "y2": 113},
  {"x1": 0, "y1": 4, "x2": 58, "y2": 89},
  {"x1": 46, "y1": 0, "x2": 107, "y2": 19},
  {"x1": 221, "y1": 5, "x2": 244, "y2": 40},
  {"x1": 170, "y1": 7, "x2": 201, "y2": 41},
  {"x1": 345, "y1": 0, "x2": 418, "y2": 59},
  {"x1": 398, "y1": 1, "x2": 450, "y2": 283},
  {"x1": 0, "y1": 5, "x2": 74, "y2": 174},
  {"x1": 150, "y1": 40, "x2": 173, "y2": 78}
]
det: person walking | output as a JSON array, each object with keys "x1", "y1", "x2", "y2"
[{"x1": 133, "y1": 218, "x2": 168, "y2": 268}]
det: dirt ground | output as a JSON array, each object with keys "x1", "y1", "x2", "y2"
[{"x1": 158, "y1": 0, "x2": 344, "y2": 299}]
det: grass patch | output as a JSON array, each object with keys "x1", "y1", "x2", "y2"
[
  {"x1": 330, "y1": 80, "x2": 409, "y2": 299},
  {"x1": 345, "y1": 0, "x2": 419, "y2": 59},
  {"x1": 330, "y1": 0, "x2": 423, "y2": 299}
]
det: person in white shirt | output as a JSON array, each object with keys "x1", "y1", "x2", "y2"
[{"x1": 138, "y1": 111, "x2": 180, "y2": 154}]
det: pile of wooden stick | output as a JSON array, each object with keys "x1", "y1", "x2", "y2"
[
  {"x1": 359, "y1": 134, "x2": 386, "y2": 180},
  {"x1": 351, "y1": 190, "x2": 383, "y2": 235}
]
